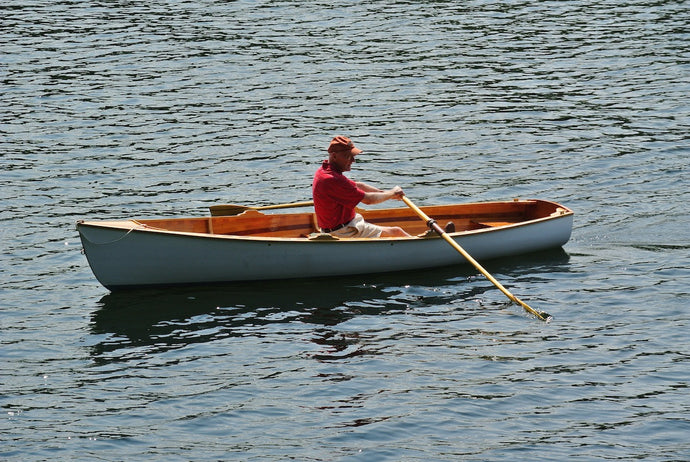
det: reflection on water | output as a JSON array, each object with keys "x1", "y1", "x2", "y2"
[
  {"x1": 90, "y1": 248, "x2": 570, "y2": 363},
  {"x1": 91, "y1": 279, "x2": 396, "y2": 362},
  {"x1": 3, "y1": 0, "x2": 687, "y2": 457}
]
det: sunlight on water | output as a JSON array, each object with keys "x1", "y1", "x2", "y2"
[{"x1": 1, "y1": 0, "x2": 688, "y2": 460}]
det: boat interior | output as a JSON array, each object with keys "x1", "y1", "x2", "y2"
[{"x1": 130, "y1": 199, "x2": 571, "y2": 239}]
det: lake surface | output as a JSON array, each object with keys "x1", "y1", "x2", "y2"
[{"x1": 1, "y1": 1, "x2": 688, "y2": 460}]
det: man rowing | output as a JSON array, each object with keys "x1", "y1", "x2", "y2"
[{"x1": 312, "y1": 136, "x2": 411, "y2": 238}]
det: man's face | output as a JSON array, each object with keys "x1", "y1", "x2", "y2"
[{"x1": 331, "y1": 151, "x2": 356, "y2": 172}]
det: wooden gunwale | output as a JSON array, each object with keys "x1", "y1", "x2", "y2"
[{"x1": 80, "y1": 199, "x2": 570, "y2": 242}]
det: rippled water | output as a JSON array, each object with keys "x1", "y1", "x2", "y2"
[{"x1": 1, "y1": 1, "x2": 688, "y2": 460}]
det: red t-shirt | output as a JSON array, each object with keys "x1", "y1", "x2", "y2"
[{"x1": 312, "y1": 160, "x2": 365, "y2": 229}]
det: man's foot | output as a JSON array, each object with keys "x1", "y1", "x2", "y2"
[
  {"x1": 444, "y1": 221, "x2": 456, "y2": 233},
  {"x1": 417, "y1": 228, "x2": 437, "y2": 238}
]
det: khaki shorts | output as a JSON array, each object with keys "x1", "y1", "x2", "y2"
[{"x1": 327, "y1": 213, "x2": 383, "y2": 238}]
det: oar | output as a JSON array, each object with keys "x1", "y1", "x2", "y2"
[
  {"x1": 209, "y1": 200, "x2": 314, "y2": 216},
  {"x1": 402, "y1": 196, "x2": 552, "y2": 322}
]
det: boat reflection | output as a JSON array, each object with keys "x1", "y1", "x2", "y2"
[{"x1": 89, "y1": 249, "x2": 570, "y2": 364}]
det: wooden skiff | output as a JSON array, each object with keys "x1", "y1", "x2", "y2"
[{"x1": 77, "y1": 199, "x2": 573, "y2": 290}]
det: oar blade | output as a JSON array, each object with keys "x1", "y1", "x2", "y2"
[
  {"x1": 402, "y1": 195, "x2": 552, "y2": 323},
  {"x1": 209, "y1": 200, "x2": 314, "y2": 216},
  {"x1": 209, "y1": 204, "x2": 249, "y2": 216}
]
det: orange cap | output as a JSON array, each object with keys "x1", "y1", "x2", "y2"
[{"x1": 327, "y1": 136, "x2": 363, "y2": 155}]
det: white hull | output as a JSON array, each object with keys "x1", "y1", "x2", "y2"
[{"x1": 77, "y1": 203, "x2": 573, "y2": 290}]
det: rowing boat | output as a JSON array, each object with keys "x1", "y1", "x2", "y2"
[{"x1": 77, "y1": 199, "x2": 573, "y2": 290}]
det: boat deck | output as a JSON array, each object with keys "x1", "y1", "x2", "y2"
[{"x1": 132, "y1": 199, "x2": 569, "y2": 239}]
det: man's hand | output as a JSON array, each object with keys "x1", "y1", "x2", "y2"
[
  {"x1": 390, "y1": 186, "x2": 405, "y2": 199},
  {"x1": 362, "y1": 185, "x2": 406, "y2": 205}
]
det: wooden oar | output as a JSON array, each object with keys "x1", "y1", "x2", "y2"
[
  {"x1": 210, "y1": 200, "x2": 314, "y2": 216},
  {"x1": 402, "y1": 196, "x2": 552, "y2": 322}
]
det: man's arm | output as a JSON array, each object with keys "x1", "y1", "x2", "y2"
[
  {"x1": 354, "y1": 181, "x2": 383, "y2": 193},
  {"x1": 359, "y1": 184, "x2": 405, "y2": 205}
]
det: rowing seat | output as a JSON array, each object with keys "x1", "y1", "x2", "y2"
[{"x1": 470, "y1": 221, "x2": 515, "y2": 229}]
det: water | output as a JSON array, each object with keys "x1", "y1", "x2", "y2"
[{"x1": 1, "y1": 0, "x2": 688, "y2": 460}]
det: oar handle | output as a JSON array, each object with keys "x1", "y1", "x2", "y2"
[{"x1": 402, "y1": 196, "x2": 551, "y2": 322}]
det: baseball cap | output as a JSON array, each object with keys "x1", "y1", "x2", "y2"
[{"x1": 327, "y1": 136, "x2": 363, "y2": 155}]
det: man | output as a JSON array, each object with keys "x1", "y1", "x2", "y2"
[{"x1": 312, "y1": 135, "x2": 411, "y2": 238}]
